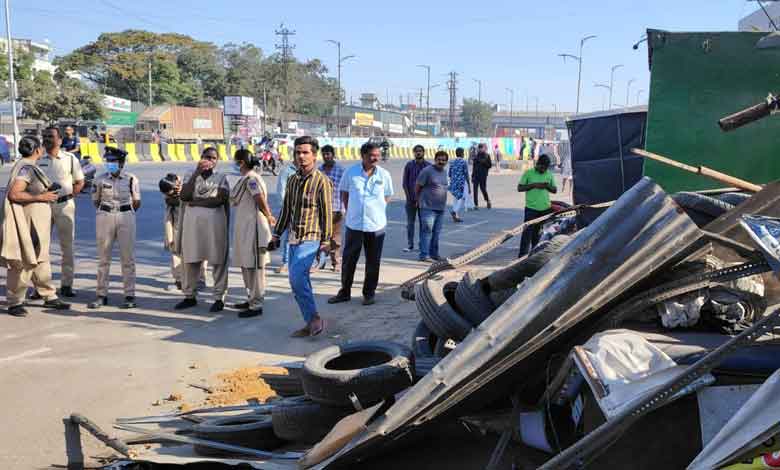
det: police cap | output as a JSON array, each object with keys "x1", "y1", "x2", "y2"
[{"x1": 104, "y1": 146, "x2": 128, "y2": 162}]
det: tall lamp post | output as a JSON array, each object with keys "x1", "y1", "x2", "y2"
[
  {"x1": 473, "y1": 78, "x2": 482, "y2": 103},
  {"x1": 595, "y1": 83, "x2": 611, "y2": 111},
  {"x1": 326, "y1": 39, "x2": 355, "y2": 137},
  {"x1": 625, "y1": 78, "x2": 636, "y2": 109},
  {"x1": 609, "y1": 64, "x2": 624, "y2": 109},
  {"x1": 636, "y1": 89, "x2": 645, "y2": 105},
  {"x1": 557, "y1": 34, "x2": 596, "y2": 115},
  {"x1": 4, "y1": 0, "x2": 19, "y2": 156},
  {"x1": 417, "y1": 64, "x2": 431, "y2": 136},
  {"x1": 505, "y1": 88, "x2": 514, "y2": 134}
]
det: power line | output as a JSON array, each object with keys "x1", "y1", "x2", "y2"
[
  {"x1": 275, "y1": 23, "x2": 295, "y2": 127},
  {"x1": 447, "y1": 71, "x2": 458, "y2": 137}
]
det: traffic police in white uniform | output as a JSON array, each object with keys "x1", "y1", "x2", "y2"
[
  {"x1": 37, "y1": 126, "x2": 84, "y2": 297},
  {"x1": 88, "y1": 147, "x2": 141, "y2": 309}
]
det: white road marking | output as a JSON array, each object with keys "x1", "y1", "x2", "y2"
[
  {"x1": 0, "y1": 347, "x2": 52, "y2": 363},
  {"x1": 46, "y1": 333, "x2": 78, "y2": 340},
  {"x1": 446, "y1": 220, "x2": 489, "y2": 235}
]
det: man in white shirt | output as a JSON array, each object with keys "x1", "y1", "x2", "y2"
[{"x1": 328, "y1": 142, "x2": 394, "y2": 306}]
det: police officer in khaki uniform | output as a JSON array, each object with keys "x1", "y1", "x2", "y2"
[
  {"x1": 230, "y1": 149, "x2": 275, "y2": 318},
  {"x1": 88, "y1": 147, "x2": 141, "y2": 309},
  {"x1": 1, "y1": 136, "x2": 70, "y2": 316},
  {"x1": 174, "y1": 147, "x2": 230, "y2": 312},
  {"x1": 36, "y1": 126, "x2": 84, "y2": 297}
]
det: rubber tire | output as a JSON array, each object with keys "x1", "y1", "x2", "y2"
[
  {"x1": 673, "y1": 192, "x2": 734, "y2": 226},
  {"x1": 271, "y1": 396, "x2": 352, "y2": 445},
  {"x1": 193, "y1": 414, "x2": 284, "y2": 456},
  {"x1": 414, "y1": 356, "x2": 440, "y2": 379},
  {"x1": 261, "y1": 372, "x2": 304, "y2": 397},
  {"x1": 416, "y1": 275, "x2": 473, "y2": 341},
  {"x1": 411, "y1": 321, "x2": 438, "y2": 359},
  {"x1": 301, "y1": 340, "x2": 415, "y2": 408},
  {"x1": 716, "y1": 192, "x2": 750, "y2": 206},
  {"x1": 455, "y1": 269, "x2": 498, "y2": 326},
  {"x1": 489, "y1": 287, "x2": 517, "y2": 308}
]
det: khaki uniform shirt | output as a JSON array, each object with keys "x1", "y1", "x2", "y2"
[
  {"x1": 230, "y1": 171, "x2": 272, "y2": 268},
  {"x1": 92, "y1": 171, "x2": 141, "y2": 209},
  {"x1": 38, "y1": 150, "x2": 84, "y2": 198}
]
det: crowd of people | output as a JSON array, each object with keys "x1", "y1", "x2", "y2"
[{"x1": 1, "y1": 133, "x2": 562, "y2": 338}]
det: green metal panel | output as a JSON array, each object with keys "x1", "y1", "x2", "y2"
[{"x1": 645, "y1": 30, "x2": 780, "y2": 193}]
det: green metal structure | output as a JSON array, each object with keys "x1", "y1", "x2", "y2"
[{"x1": 645, "y1": 29, "x2": 780, "y2": 192}]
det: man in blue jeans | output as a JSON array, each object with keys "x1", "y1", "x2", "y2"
[
  {"x1": 272, "y1": 136, "x2": 333, "y2": 338},
  {"x1": 274, "y1": 158, "x2": 298, "y2": 273},
  {"x1": 328, "y1": 142, "x2": 393, "y2": 306},
  {"x1": 415, "y1": 151, "x2": 449, "y2": 262},
  {"x1": 517, "y1": 154, "x2": 557, "y2": 256},
  {"x1": 402, "y1": 145, "x2": 429, "y2": 252}
]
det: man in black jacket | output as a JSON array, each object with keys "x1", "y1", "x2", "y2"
[{"x1": 472, "y1": 143, "x2": 492, "y2": 209}]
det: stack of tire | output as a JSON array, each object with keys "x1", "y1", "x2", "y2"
[
  {"x1": 192, "y1": 340, "x2": 415, "y2": 454},
  {"x1": 412, "y1": 234, "x2": 573, "y2": 377}
]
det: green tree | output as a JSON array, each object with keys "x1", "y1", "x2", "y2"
[
  {"x1": 18, "y1": 70, "x2": 105, "y2": 124},
  {"x1": 461, "y1": 98, "x2": 494, "y2": 136},
  {"x1": 55, "y1": 30, "x2": 217, "y2": 105}
]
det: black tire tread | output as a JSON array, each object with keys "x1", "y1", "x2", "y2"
[
  {"x1": 193, "y1": 414, "x2": 283, "y2": 456},
  {"x1": 271, "y1": 397, "x2": 351, "y2": 444},
  {"x1": 456, "y1": 269, "x2": 497, "y2": 326},
  {"x1": 301, "y1": 341, "x2": 414, "y2": 408},
  {"x1": 417, "y1": 276, "x2": 473, "y2": 341}
]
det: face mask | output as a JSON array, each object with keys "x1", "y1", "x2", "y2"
[{"x1": 105, "y1": 162, "x2": 120, "y2": 174}]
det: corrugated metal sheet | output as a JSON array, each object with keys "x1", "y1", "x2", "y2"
[{"x1": 316, "y1": 177, "x2": 702, "y2": 468}]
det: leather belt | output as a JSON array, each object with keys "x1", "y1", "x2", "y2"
[
  {"x1": 56, "y1": 194, "x2": 74, "y2": 203},
  {"x1": 100, "y1": 204, "x2": 132, "y2": 213}
]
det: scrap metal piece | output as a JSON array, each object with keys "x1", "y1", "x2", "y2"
[
  {"x1": 116, "y1": 403, "x2": 278, "y2": 424},
  {"x1": 689, "y1": 369, "x2": 780, "y2": 470},
  {"x1": 113, "y1": 423, "x2": 303, "y2": 460},
  {"x1": 399, "y1": 201, "x2": 616, "y2": 299},
  {"x1": 538, "y1": 307, "x2": 780, "y2": 470},
  {"x1": 70, "y1": 413, "x2": 133, "y2": 458},
  {"x1": 315, "y1": 178, "x2": 702, "y2": 469}
]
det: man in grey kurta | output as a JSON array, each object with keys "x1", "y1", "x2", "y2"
[{"x1": 175, "y1": 147, "x2": 230, "y2": 312}]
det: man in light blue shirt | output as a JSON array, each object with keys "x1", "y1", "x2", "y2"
[{"x1": 328, "y1": 141, "x2": 394, "y2": 306}]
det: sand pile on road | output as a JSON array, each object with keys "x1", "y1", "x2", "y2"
[{"x1": 201, "y1": 366, "x2": 289, "y2": 407}]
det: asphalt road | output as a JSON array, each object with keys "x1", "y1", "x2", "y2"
[{"x1": 0, "y1": 158, "x2": 564, "y2": 468}]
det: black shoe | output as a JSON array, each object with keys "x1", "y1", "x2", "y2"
[
  {"x1": 232, "y1": 302, "x2": 250, "y2": 310},
  {"x1": 122, "y1": 296, "x2": 137, "y2": 309},
  {"x1": 328, "y1": 293, "x2": 351, "y2": 304},
  {"x1": 44, "y1": 299, "x2": 70, "y2": 310},
  {"x1": 28, "y1": 290, "x2": 42, "y2": 300},
  {"x1": 8, "y1": 305, "x2": 28, "y2": 317},
  {"x1": 175, "y1": 298, "x2": 197, "y2": 310},
  {"x1": 362, "y1": 296, "x2": 376, "y2": 306},
  {"x1": 59, "y1": 286, "x2": 76, "y2": 298},
  {"x1": 487, "y1": 201, "x2": 492, "y2": 209},
  {"x1": 175, "y1": 281, "x2": 182, "y2": 291},
  {"x1": 88, "y1": 297, "x2": 108, "y2": 309},
  {"x1": 431, "y1": 255, "x2": 443, "y2": 261},
  {"x1": 210, "y1": 300, "x2": 225, "y2": 312},
  {"x1": 238, "y1": 308, "x2": 263, "y2": 318}
]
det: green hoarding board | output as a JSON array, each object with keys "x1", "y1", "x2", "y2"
[
  {"x1": 645, "y1": 30, "x2": 780, "y2": 192},
  {"x1": 105, "y1": 111, "x2": 138, "y2": 127}
]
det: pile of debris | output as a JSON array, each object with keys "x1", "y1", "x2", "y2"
[{"x1": 69, "y1": 177, "x2": 780, "y2": 469}]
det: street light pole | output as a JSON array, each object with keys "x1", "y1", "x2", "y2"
[
  {"x1": 626, "y1": 78, "x2": 636, "y2": 109},
  {"x1": 595, "y1": 83, "x2": 611, "y2": 111},
  {"x1": 636, "y1": 89, "x2": 645, "y2": 105},
  {"x1": 609, "y1": 64, "x2": 624, "y2": 109},
  {"x1": 576, "y1": 35, "x2": 596, "y2": 114},
  {"x1": 417, "y1": 65, "x2": 431, "y2": 136},
  {"x1": 473, "y1": 78, "x2": 482, "y2": 102},
  {"x1": 327, "y1": 40, "x2": 356, "y2": 137},
  {"x1": 505, "y1": 88, "x2": 514, "y2": 134},
  {"x1": 4, "y1": 0, "x2": 19, "y2": 157}
]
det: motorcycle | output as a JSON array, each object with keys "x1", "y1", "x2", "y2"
[{"x1": 260, "y1": 146, "x2": 279, "y2": 175}]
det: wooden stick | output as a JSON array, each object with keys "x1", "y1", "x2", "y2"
[
  {"x1": 70, "y1": 413, "x2": 132, "y2": 458},
  {"x1": 631, "y1": 148, "x2": 763, "y2": 193}
]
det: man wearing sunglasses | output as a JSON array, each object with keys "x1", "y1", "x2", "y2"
[{"x1": 174, "y1": 147, "x2": 231, "y2": 312}]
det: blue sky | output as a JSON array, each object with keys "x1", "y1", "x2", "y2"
[{"x1": 11, "y1": 0, "x2": 757, "y2": 112}]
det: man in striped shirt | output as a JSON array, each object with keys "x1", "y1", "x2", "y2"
[
  {"x1": 272, "y1": 136, "x2": 333, "y2": 337},
  {"x1": 317, "y1": 144, "x2": 345, "y2": 272}
]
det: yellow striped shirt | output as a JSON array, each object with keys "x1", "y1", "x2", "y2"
[{"x1": 274, "y1": 168, "x2": 333, "y2": 243}]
